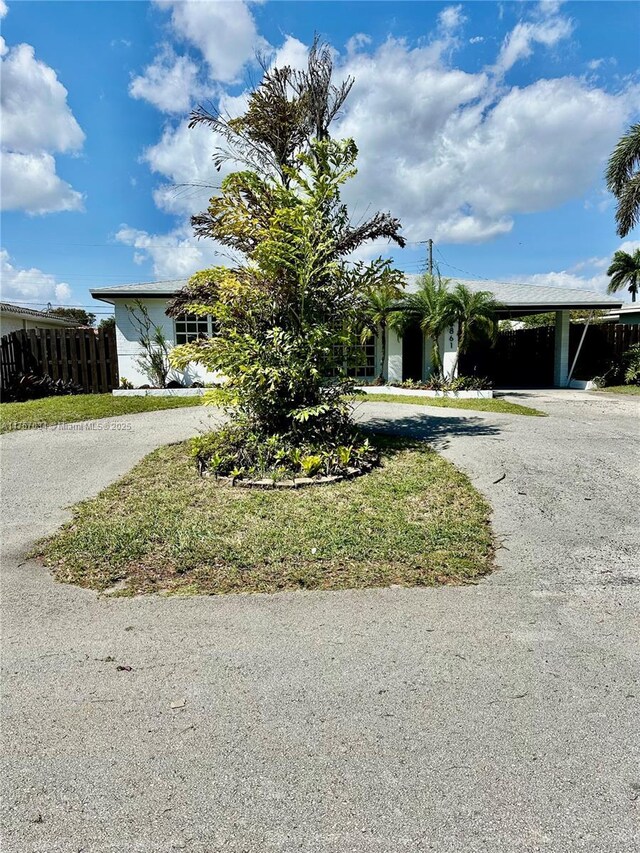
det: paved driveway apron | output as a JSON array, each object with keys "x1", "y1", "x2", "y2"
[{"x1": 1, "y1": 394, "x2": 639, "y2": 853}]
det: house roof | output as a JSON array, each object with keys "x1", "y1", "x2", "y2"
[
  {"x1": 0, "y1": 302, "x2": 80, "y2": 325},
  {"x1": 91, "y1": 280, "x2": 187, "y2": 303},
  {"x1": 91, "y1": 274, "x2": 623, "y2": 314},
  {"x1": 603, "y1": 304, "x2": 640, "y2": 319},
  {"x1": 404, "y1": 275, "x2": 623, "y2": 314}
]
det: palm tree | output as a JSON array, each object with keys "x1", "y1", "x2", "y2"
[
  {"x1": 402, "y1": 273, "x2": 452, "y2": 375},
  {"x1": 360, "y1": 281, "x2": 404, "y2": 382},
  {"x1": 445, "y1": 283, "x2": 500, "y2": 374},
  {"x1": 606, "y1": 248, "x2": 640, "y2": 303},
  {"x1": 606, "y1": 123, "x2": 640, "y2": 238}
]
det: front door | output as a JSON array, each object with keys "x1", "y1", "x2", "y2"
[{"x1": 402, "y1": 323, "x2": 423, "y2": 382}]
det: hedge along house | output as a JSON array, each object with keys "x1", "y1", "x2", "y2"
[{"x1": 91, "y1": 276, "x2": 622, "y2": 389}]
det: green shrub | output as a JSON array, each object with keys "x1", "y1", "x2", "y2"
[
  {"x1": 190, "y1": 426, "x2": 378, "y2": 481},
  {"x1": 164, "y1": 42, "x2": 404, "y2": 478},
  {"x1": 623, "y1": 344, "x2": 640, "y2": 385},
  {"x1": 391, "y1": 375, "x2": 492, "y2": 392}
]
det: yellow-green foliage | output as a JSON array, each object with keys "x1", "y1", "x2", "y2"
[{"x1": 163, "y1": 48, "x2": 405, "y2": 451}]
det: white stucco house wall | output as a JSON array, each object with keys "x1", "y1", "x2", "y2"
[
  {"x1": 91, "y1": 277, "x2": 622, "y2": 389},
  {"x1": 0, "y1": 302, "x2": 80, "y2": 337}
]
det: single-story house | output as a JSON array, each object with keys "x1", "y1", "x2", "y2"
[
  {"x1": 603, "y1": 304, "x2": 640, "y2": 325},
  {"x1": 91, "y1": 276, "x2": 622, "y2": 389},
  {"x1": 0, "y1": 302, "x2": 80, "y2": 337}
]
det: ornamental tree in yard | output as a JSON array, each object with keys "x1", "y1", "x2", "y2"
[
  {"x1": 360, "y1": 273, "x2": 406, "y2": 383},
  {"x1": 168, "y1": 42, "x2": 405, "y2": 477},
  {"x1": 402, "y1": 274, "x2": 453, "y2": 376},
  {"x1": 446, "y1": 283, "x2": 500, "y2": 374}
]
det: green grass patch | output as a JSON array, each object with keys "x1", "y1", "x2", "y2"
[
  {"x1": 0, "y1": 394, "x2": 203, "y2": 433},
  {"x1": 354, "y1": 393, "x2": 545, "y2": 417},
  {"x1": 34, "y1": 436, "x2": 493, "y2": 596},
  {"x1": 594, "y1": 385, "x2": 640, "y2": 396}
]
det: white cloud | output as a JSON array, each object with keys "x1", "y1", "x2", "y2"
[
  {"x1": 469, "y1": 36, "x2": 485, "y2": 45},
  {"x1": 123, "y1": 3, "x2": 640, "y2": 259},
  {"x1": 142, "y1": 118, "x2": 229, "y2": 215},
  {"x1": 129, "y1": 45, "x2": 209, "y2": 113},
  {"x1": 438, "y1": 5, "x2": 466, "y2": 32},
  {"x1": 0, "y1": 1, "x2": 7, "y2": 19},
  {"x1": 1, "y1": 151, "x2": 84, "y2": 214},
  {"x1": 515, "y1": 239, "x2": 640, "y2": 297},
  {"x1": 333, "y1": 38, "x2": 638, "y2": 244},
  {"x1": 346, "y1": 33, "x2": 371, "y2": 56},
  {"x1": 0, "y1": 248, "x2": 72, "y2": 304},
  {"x1": 115, "y1": 224, "x2": 233, "y2": 279},
  {"x1": 0, "y1": 39, "x2": 85, "y2": 213},
  {"x1": 1, "y1": 42, "x2": 84, "y2": 153},
  {"x1": 516, "y1": 269, "x2": 608, "y2": 292},
  {"x1": 495, "y1": 3, "x2": 573, "y2": 73},
  {"x1": 155, "y1": 0, "x2": 267, "y2": 83},
  {"x1": 619, "y1": 240, "x2": 640, "y2": 255},
  {"x1": 272, "y1": 35, "x2": 308, "y2": 72}
]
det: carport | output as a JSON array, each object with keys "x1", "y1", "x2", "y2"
[{"x1": 389, "y1": 277, "x2": 623, "y2": 387}]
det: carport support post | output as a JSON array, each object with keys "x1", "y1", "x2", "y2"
[
  {"x1": 553, "y1": 310, "x2": 570, "y2": 387},
  {"x1": 386, "y1": 328, "x2": 403, "y2": 383}
]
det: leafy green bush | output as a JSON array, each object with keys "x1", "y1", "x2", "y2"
[
  {"x1": 191, "y1": 426, "x2": 378, "y2": 481},
  {"x1": 2, "y1": 373, "x2": 83, "y2": 403},
  {"x1": 623, "y1": 343, "x2": 640, "y2": 385},
  {"x1": 593, "y1": 344, "x2": 640, "y2": 387},
  {"x1": 392, "y1": 375, "x2": 492, "y2": 392},
  {"x1": 164, "y1": 42, "x2": 404, "y2": 478}
]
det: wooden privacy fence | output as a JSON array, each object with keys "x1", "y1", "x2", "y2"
[
  {"x1": 0, "y1": 328, "x2": 119, "y2": 394},
  {"x1": 461, "y1": 322, "x2": 640, "y2": 386}
]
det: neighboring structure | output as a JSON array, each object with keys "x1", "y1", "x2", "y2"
[
  {"x1": 0, "y1": 302, "x2": 80, "y2": 337},
  {"x1": 91, "y1": 277, "x2": 622, "y2": 389},
  {"x1": 603, "y1": 304, "x2": 640, "y2": 325}
]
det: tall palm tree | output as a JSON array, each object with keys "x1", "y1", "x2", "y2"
[
  {"x1": 360, "y1": 281, "x2": 404, "y2": 382},
  {"x1": 445, "y1": 283, "x2": 500, "y2": 374},
  {"x1": 402, "y1": 273, "x2": 452, "y2": 375},
  {"x1": 606, "y1": 248, "x2": 640, "y2": 303},
  {"x1": 606, "y1": 123, "x2": 640, "y2": 238}
]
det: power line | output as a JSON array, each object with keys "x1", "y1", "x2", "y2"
[{"x1": 435, "y1": 247, "x2": 495, "y2": 282}]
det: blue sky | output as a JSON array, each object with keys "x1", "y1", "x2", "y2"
[{"x1": 1, "y1": 0, "x2": 639, "y2": 318}]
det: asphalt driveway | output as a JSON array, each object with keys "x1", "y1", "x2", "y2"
[{"x1": 1, "y1": 392, "x2": 639, "y2": 853}]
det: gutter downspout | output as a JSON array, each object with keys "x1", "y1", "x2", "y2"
[{"x1": 566, "y1": 310, "x2": 593, "y2": 387}]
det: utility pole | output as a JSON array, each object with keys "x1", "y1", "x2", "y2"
[{"x1": 418, "y1": 239, "x2": 434, "y2": 275}]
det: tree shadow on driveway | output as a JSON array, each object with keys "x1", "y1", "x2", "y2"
[{"x1": 359, "y1": 412, "x2": 502, "y2": 451}]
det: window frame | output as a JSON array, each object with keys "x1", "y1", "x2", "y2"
[{"x1": 173, "y1": 313, "x2": 214, "y2": 345}]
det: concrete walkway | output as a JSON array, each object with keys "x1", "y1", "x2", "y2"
[{"x1": 1, "y1": 393, "x2": 639, "y2": 852}]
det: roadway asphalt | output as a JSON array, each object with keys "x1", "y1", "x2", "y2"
[{"x1": 1, "y1": 392, "x2": 638, "y2": 852}]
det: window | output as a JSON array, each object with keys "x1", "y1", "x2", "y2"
[
  {"x1": 330, "y1": 333, "x2": 377, "y2": 380},
  {"x1": 347, "y1": 336, "x2": 376, "y2": 380},
  {"x1": 174, "y1": 313, "x2": 212, "y2": 345}
]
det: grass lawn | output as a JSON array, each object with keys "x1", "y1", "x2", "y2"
[
  {"x1": 0, "y1": 394, "x2": 203, "y2": 433},
  {"x1": 354, "y1": 393, "x2": 545, "y2": 417},
  {"x1": 595, "y1": 385, "x2": 640, "y2": 396},
  {"x1": 1, "y1": 391, "x2": 542, "y2": 435},
  {"x1": 35, "y1": 436, "x2": 493, "y2": 596}
]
